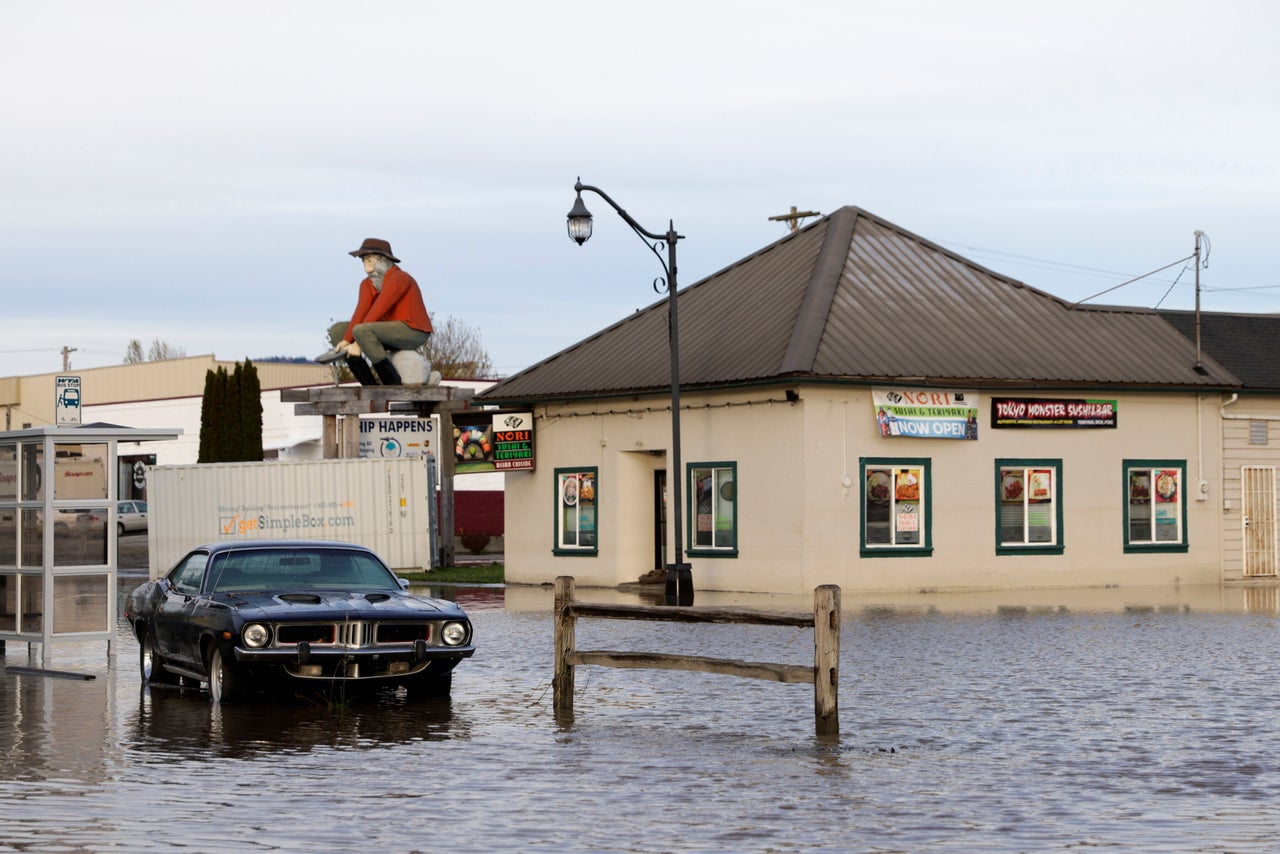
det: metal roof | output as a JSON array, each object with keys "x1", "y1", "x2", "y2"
[{"x1": 481, "y1": 206, "x2": 1240, "y2": 404}]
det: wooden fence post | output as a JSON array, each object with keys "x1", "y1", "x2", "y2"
[
  {"x1": 813, "y1": 584, "x2": 840, "y2": 738},
  {"x1": 553, "y1": 576, "x2": 576, "y2": 712}
]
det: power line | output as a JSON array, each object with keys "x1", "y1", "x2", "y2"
[
  {"x1": 1072, "y1": 255, "x2": 1196, "y2": 306},
  {"x1": 938, "y1": 240, "x2": 1134, "y2": 279},
  {"x1": 941, "y1": 238, "x2": 1280, "y2": 299}
]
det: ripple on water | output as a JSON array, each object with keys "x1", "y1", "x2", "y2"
[{"x1": 1, "y1": 591, "x2": 1280, "y2": 851}]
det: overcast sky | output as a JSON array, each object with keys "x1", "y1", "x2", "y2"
[{"x1": 3, "y1": 1, "x2": 1277, "y2": 381}]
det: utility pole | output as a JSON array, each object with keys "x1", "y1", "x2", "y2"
[
  {"x1": 1193, "y1": 231, "x2": 1207, "y2": 373},
  {"x1": 61, "y1": 346, "x2": 77, "y2": 371},
  {"x1": 768, "y1": 206, "x2": 820, "y2": 233}
]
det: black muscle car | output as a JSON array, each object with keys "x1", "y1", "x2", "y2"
[{"x1": 125, "y1": 539, "x2": 474, "y2": 702}]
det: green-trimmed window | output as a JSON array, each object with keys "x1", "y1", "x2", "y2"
[
  {"x1": 996, "y1": 459, "x2": 1064, "y2": 555},
  {"x1": 1124, "y1": 460, "x2": 1188, "y2": 552},
  {"x1": 860, "y1": 458, "x2": 932, "y2": 556},
  {"x1": 554, "y1": 467, "x2": 598, "y2": 555},
  {"x1": 688, "y1": 462, "x2": 737, "y2": 557}
]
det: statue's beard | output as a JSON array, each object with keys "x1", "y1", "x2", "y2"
[{"x1": 367, "y1": 256, "x2": 392, "y2": 291}]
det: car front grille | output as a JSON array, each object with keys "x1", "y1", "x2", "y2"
[{"x1": 273, "y1": 621, "x2": 432, "y2": 648}]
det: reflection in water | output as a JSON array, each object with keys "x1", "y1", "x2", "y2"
[
  {"x1": 2, "y1": 583, "x2": 1280, "y2": 851},
  {"x1": 1242, "y1": 585, "x2": 1280, "y2": 615},
  {"x1": 130, "y1": 683, "x2": 465, "y2": 760},
  {"x1": 414, "y1": 584, "x2": 506, "y2": 610},
  {"x1": 0, "y1": 664, "x2": 117, "y2": 785}
]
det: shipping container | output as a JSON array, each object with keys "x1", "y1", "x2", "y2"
[{"x1": 146, "y1": 457, "x2": 435, "y2": 577}]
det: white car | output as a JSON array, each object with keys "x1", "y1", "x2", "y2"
[{"x1": 117, "y1": 500, "x2": 148, "y2": 535}]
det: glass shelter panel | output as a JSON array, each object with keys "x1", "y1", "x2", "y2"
[
  {"x1": 21, "y1": 443, "x2": 43, "y2": 501},
  {"x1": 0, "y1": 444, "x2": 13, "y2": 567},
  {"x1": 52, "y1": 443, "x2": 109, "y2": 500},
  {"x1": 20, "y1": 508, "x2": 43, "y2": 567},
  {"x1": 22, "y1": 573, "x2": 42, "y2": 634},
  {"x1": 53, "y1": 574, "x2": 109, "y2": 634},
  {"x1": 0, "y1": 574, "x2": 14, "y2": 632}
]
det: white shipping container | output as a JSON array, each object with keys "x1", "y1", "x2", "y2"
[{"x1": 147, "y1": 457, "x2": 434, "y2": 577}]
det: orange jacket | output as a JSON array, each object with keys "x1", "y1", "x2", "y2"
[{"x1": 341, "y1": 266, "x2": 432, "y2": 342}]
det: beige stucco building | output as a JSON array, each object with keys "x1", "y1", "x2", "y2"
[{"x1": 482, "y1": 207, "x2": 1280, "y2": 594}]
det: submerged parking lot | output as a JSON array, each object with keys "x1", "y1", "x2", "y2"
[{"x1": 3, "y1": 575, "x2": 1280, "y2": 852}]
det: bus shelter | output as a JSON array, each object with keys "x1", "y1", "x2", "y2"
[{"x1": 0, "y1": 425, "x2": 181, "y2": 668}]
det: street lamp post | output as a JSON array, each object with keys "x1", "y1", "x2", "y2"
[{"x1": 567, "y1": 179, "x2": 693, "y2": 605}]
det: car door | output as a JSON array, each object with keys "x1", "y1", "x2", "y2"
[
  {"x1": 152, "y1": 551, "x2": 209, "y2": 665},
  {"x1": 118, "y1": 501, "x2": 144, "y2": 531}
]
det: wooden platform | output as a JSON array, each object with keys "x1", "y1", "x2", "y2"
[{"x1": 281, "y1": 384, "x2": 474, "y2": 416}]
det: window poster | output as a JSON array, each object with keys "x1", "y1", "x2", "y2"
[
  {"x1": 559, "y1": 470, "x2": 597, "y2": 549},
  {"x1": 1128, "y1": 466, "x2": 1182, "y2": 544}
]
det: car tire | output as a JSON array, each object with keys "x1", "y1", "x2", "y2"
[
  {"x1": 117, "y1": 522, "x2": 126, "y2": 536},
  {"x1": 139, "y1": 629, "x2": 178, "y2": 685},
  {"x1": 405, "y1": 669, "x2": 453, "y2": 700},
  {"x1": 209, "y1": 647, "x2": 246, "y2": 703}
]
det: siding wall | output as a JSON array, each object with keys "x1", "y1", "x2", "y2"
[{"x1": 1220, "y1": 394, "x2": 1280, "y2": 581}]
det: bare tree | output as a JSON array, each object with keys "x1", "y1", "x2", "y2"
[
  {"x1": 146, "y1": 338, "x2": 187, "y2": 361},
  {"x1": 419, "y1": 316, "x2": 495, "y2": 378},
  {"x1": 123, "y1": 339, "x2": 145, "y2": 364}
]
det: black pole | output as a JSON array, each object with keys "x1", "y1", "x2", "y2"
[
  {"x1": 569, "y1": 182, "x2": 693, "y2": 605},
  {"x1": 662, "y1": 223, "x2": 693, "y2": 605}
]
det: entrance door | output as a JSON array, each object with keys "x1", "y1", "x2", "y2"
[
  {"x1": 1242, "y1": 465, "x2": 1278, "y2": 577},
  {"x1": 653, "y1": 470, "x2": 667, "y2": 572}
]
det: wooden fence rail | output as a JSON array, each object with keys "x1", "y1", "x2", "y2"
[{"x1": 553, "y1": 576, "x2": 841, "y2": 737}]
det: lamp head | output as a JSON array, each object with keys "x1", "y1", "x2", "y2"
[{"x1": 567, "y1": 188, "x2": 593, "y2": 246}]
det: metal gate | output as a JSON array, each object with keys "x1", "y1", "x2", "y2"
[{"x1": 1242, "y1": 465, "x2": 1278, "y2": 577}]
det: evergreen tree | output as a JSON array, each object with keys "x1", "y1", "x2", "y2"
[
  {"x1": 217, "y1": 366, "x2": 238, "y2": 463},
  {"x1": 197, "y1": 368, "x2": 217, "y2": 462},
  {"x1": 198, "y1": 360, "x2": 265, "y2": 463},
  {"x1": 240, "y1": 359, "x2": 263, "y2": 461}
]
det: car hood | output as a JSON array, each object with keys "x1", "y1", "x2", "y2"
[{"x1": 214, "y1": 589, "x2": 465, "y2": 620}]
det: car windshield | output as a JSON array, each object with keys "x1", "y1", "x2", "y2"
[{"x1": 206, "y1": 548, "x2": 399, "y2": 593}]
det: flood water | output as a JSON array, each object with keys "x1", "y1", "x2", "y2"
[{"x1": 4, "y1": 576, "x2": 1280, "y2": 852}]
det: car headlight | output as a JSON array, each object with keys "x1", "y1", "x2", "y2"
[
  {"x1": 242, "y1": 623, "x2": 270, "y2": 648},
  {"x1": 440, "y1": 621, "x2": 469, "y2": 646}
]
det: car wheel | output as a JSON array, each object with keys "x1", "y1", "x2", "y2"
[
  {"x1": 209, "y1": 647, "x2": 246, "y2": 703},
  {"x1": 139, "y1": 629, "x2": 178, "y2": 685},
  {"x1": 405, "y1": 669, "x2": 453, "y2": 700},
  {"x1": 117, "y1": 522, "x2": 126, "y2": 536}
]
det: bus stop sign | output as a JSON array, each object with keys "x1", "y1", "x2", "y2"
[{"x1": 55, "y1": 375, "x2": 81, "y2": 426}]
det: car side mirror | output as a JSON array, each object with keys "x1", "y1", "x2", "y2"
[{"x1": 397, "y1": 577, "x2": 410, "y2": 591}]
